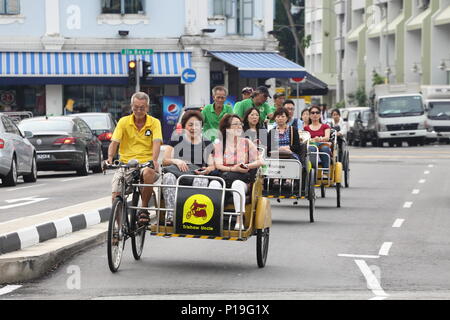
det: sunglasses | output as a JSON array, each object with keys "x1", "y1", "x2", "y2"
[{"x1": 310, "y1": 111, "x2": 321, "y2": 115}]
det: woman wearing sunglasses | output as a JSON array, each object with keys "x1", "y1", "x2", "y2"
[{"x1": 303, "y1": 105, "x2": 332, "y2": 170}]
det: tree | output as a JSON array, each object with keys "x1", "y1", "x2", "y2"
[{"x1": 274, "y1": 0, "x2": 305, "y2": 65}]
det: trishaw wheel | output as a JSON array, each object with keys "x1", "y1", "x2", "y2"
[
  {"x1": 336, "y1": 183, "x2": 341, "y2": 208},
  {"x1": 131, "y1": 190, "x2": 146, "y2": 261},
  {"x1": 256, "y1": 227, "x2": 270, "y2": 268},
  {"x1": 320, "y1": 184, "x2": 326, "y2": 198},
  {"x1": 108, "y1": 197, "x2": 126, "y2": 273},
  {"x1": 344, "y1": 153, "x2": 350, "y2": 188},
  {"x1": 309, "y1": 169, "x2": 316, "y2": 223}
]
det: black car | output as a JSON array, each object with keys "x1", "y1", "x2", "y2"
[
  {"x1": 352, "y1": 108, "x2": 377, "y2": 147},
  {"x1": 18, "y1": 116, "x2": 103, "y2": 175},
  {"x1": 68, "y1": 112, "x2": 116, "y2": 159}
]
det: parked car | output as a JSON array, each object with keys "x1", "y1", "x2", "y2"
[
  {"x1": 0, "y1": 113, "x2": 37, "y2": 186},
  {"x1": 18, "y1": 116, "x2": 103, "y2": 175},
  {"x1": 68, "y1": 112, "x2": 116, "y2": 159},
  {"x1": 345, "y1": 107, "x2": 370, "y2": 146},
  {"x1": 352, "y1": 108, "x2": 377, "y2": 147}
]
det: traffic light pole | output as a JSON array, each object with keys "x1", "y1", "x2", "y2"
[{"x1": 135, "y1": 58, "x2": 141, "y2": 93}]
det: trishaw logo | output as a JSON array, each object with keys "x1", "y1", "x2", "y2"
[{"x1": 183, "y1": 194, "x2": 214, "y2": 226}]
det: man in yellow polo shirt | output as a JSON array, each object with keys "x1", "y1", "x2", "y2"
[{"x1": 106, "y1": 92, "x2": 162, "y2": 225}]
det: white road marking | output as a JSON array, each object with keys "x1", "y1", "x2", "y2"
[
  {"x1": 0, "y1": 196, "x2": 49, "y2": 210},
  {"x1": 378, "y1": 242, "x2": 393, "y2": 256},
  {"x1": 403, "y1": 202, "x2": 413, "y2": 208},
  {"x1": 424, "y1": 171, "x2": 430, "y2": 175},
  {"x1": 370, "y1": 296, "x2": 388, "y2": 300},
  {"x1": 392, "y1": 219, "x2": 405, "y2": 228},
  {"x1": 7, "y1": 184, "x2": 47, "y2": 192},
  {"x1": 0, "y1": 285, "x2": 22, "y2": 296},
  {"x1": 61, "y1": 177, "x2": 89, "y2": 182},
  {"x1": 354, "y1": 260, "x2": 388, "y2": 298},
  {"x1": 412, "y1": 189, "x2": 420, "y2": 195},
  {"x1": 428, "y1": 164, "x2": 434, "y2": 168},
  {"x1": 338, "y1": 254, "x2": 380, "y2": 259},
  {"x1": 419, "y1": 179, "x2": 426, "y2": 184}
]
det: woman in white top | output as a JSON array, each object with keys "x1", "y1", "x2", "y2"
[{"x1": 329, "y1": 108, "x2": 347, "y2": 138}]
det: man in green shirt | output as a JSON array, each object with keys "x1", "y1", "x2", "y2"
[
  {"x1": 202, "y1": 86, "x2": 233, "y2": 141},
  {"x1": 233, "y1": 86, "x2": 274, "y2": 125}
]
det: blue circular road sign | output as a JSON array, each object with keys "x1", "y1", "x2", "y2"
[{"x1": 181, "y1": 68, "x2": 197, "y2": 83}]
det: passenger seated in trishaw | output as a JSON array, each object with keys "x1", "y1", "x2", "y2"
[{"x1": 264, "y1": 107, "x2": 308, "y2": 196}]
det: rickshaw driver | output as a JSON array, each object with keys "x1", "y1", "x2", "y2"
[{"x1": 105, "y1": 92, "x2": 162, "y2": 225}]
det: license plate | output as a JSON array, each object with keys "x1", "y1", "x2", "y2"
[{"x1": 37, "y1": 154, "x2": 51, "y2": 160}]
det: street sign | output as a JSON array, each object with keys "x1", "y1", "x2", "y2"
[
  {"x1": 121, "y1": 49, "x2": 154, "y2": 55},
  {"x1": 181, "y1": 68, "x2": 197, "y2": 84}
]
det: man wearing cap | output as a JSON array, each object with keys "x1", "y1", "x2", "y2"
[
  {"x1": 241, "y1": 87, "x2": 254, "y2": 101},
  {"x1": 202, "y1": 86, "x2": 233, "y2": 141},
  {"x1": 233, "y1": 86, "x2": 274, "y2": 125}
]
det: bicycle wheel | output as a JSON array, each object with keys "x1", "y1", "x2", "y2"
[
  {"x1": 130, "y1": 190, "x2": 146, "y2": 260},
  {"x1": 256, "y1": 227, "x2": 270, "y2": 268},
  {"x1": 107, "y1": 197, "x2": 127, "y2": 273},
  {"x1": 308, "y1": 169, "x2": 316, "y2": 223}
]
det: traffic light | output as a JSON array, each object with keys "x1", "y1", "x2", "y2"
[
  {"x1": 128, "y1": 60, "x2": 137, "y2": 86},
  {"x1": 142, "y1": 60, "x2": 152, "y2": 79}
]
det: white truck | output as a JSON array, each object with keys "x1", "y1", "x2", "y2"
[
  {"x1": 422, "y1": 85, "x2": 450, "y2": 143},
  {"x1": 371, "y1": 83, "x2": 426, "y2": 147}
]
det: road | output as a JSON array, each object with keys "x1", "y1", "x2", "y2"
[
  {"x1": 0, "y1": 170, "x2": 113, "y2": 223},
  {"x1": 1, "y1": 145, "x2": 450, "y2": 300}
]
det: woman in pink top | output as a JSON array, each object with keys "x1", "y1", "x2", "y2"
[
  {"x1": 209, "y1": 114, "x2": 263, "y2": 230},
  {"x1": 304, "y1": 105, "x2": 332, "y2": 169}
]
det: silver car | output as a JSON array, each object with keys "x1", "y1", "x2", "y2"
[{"x1": 0, "y1": 114, "x2": 37, "y2": 186}]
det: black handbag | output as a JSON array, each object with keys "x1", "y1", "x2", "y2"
[
  {"x1": 219, "y1": 169, "x2": 257, "y2": 188},
  {"x1": 162, "y1": 164, "x2": 201, "y2": 185}
]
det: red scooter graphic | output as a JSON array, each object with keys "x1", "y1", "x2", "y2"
[{"x1": 186, "y1": 200, "x2": 208, "y2": 220}]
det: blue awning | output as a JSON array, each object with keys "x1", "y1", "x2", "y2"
[
  {"x1": 208, "y1": 51, "x2": 307, "y2": 78},
  {"x1": 0, "y1": 51, "x2": 191, "y2": 77}
]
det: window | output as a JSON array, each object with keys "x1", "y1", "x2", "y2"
[
  {"x1": 224, "y1": 0, "x2": 254, "y2": 35},
  {"x1": 101, "y1": 0, "x2": 144, "y2": 14},
  {"x1": 0, "y1": 0, "x2": 19, "y2": 15},
  {"x1": 2, "y1": 116, "x2": 21, "y2": 135},
  {"x1": 213, "y1": 0, "x2": 224, "y2": 15}
]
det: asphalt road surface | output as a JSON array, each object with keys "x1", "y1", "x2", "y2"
[{"x1": 1, "y1": 145, "x2": 450, "y2": 300}]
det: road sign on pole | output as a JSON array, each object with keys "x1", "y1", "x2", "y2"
[
  {"x1": 121, "y1": 49, "x2": 154, "y2": 55},
  {"x1": 181, "y1": 68, "x2": 197, "y2": 84}
]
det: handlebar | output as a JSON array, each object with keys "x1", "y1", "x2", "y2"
[{"x1": 102, "y1": 159, "x2": 154, "y2": 174}]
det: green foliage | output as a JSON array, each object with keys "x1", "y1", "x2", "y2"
[
  {"x1": 335, "y1": 101, "x2": 345, "y2": 109},
  {"x1": 274, "y1": 0, "x2": 305, "y2": 65},
  {"x1": 372, "y1": 72, "x2": 386, "y2": 86},
  {"x1": 355, "y1": 86, "x2": 367, "y2": 107}
]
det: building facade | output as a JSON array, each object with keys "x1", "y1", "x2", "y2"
[
  {"x1": 0, "y1": 0, "x2": 279, "y2": 124},
  {"x1": 305, "y1": 0, "x2": 450, "y2": 108}
]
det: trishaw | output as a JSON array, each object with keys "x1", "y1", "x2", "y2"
[
  {"x1": 105, "y1": 160, "x2": 272, "y2": 272},
  {"x1": 260, "y1": 132, "x2": 316, "y2": 223},
  {"x1": 310, "y1": 129, "x2": 343, "y2": 208}
]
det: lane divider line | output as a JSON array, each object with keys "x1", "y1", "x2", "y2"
[
  {"x1": 0, "y1": 285, "x2": 22, "y2": 296},
  {"x1": 428, "y1": 164, "x2": 434, "y2": 168},
  {"x1": 354, "y1": 259, "x2": 389, "y2": 298},
  {"x1": 392, "y1": 219, "x2": 405, "y2": 228},
  {"x1": 424, "y1": 171, "x2": 430, "y2": 175},
  {"x1": 378, "y1": 242, "x2": 393, "y2": 256},
  {"x1": 403, "y1": 202, "x2": 413, "y2": 208},
  {"x1": 6, "y1": 184, "x2": 47, "y2": 192},
  {"x1": 338, "y1": 254, "x2": 380, "y2": 259},
  {"x1": 419, "y1": 179, "x2": 426, "y2": 184},
  {"x1": 412, "y1": 189, "x2": 420, "y2": 195}
]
